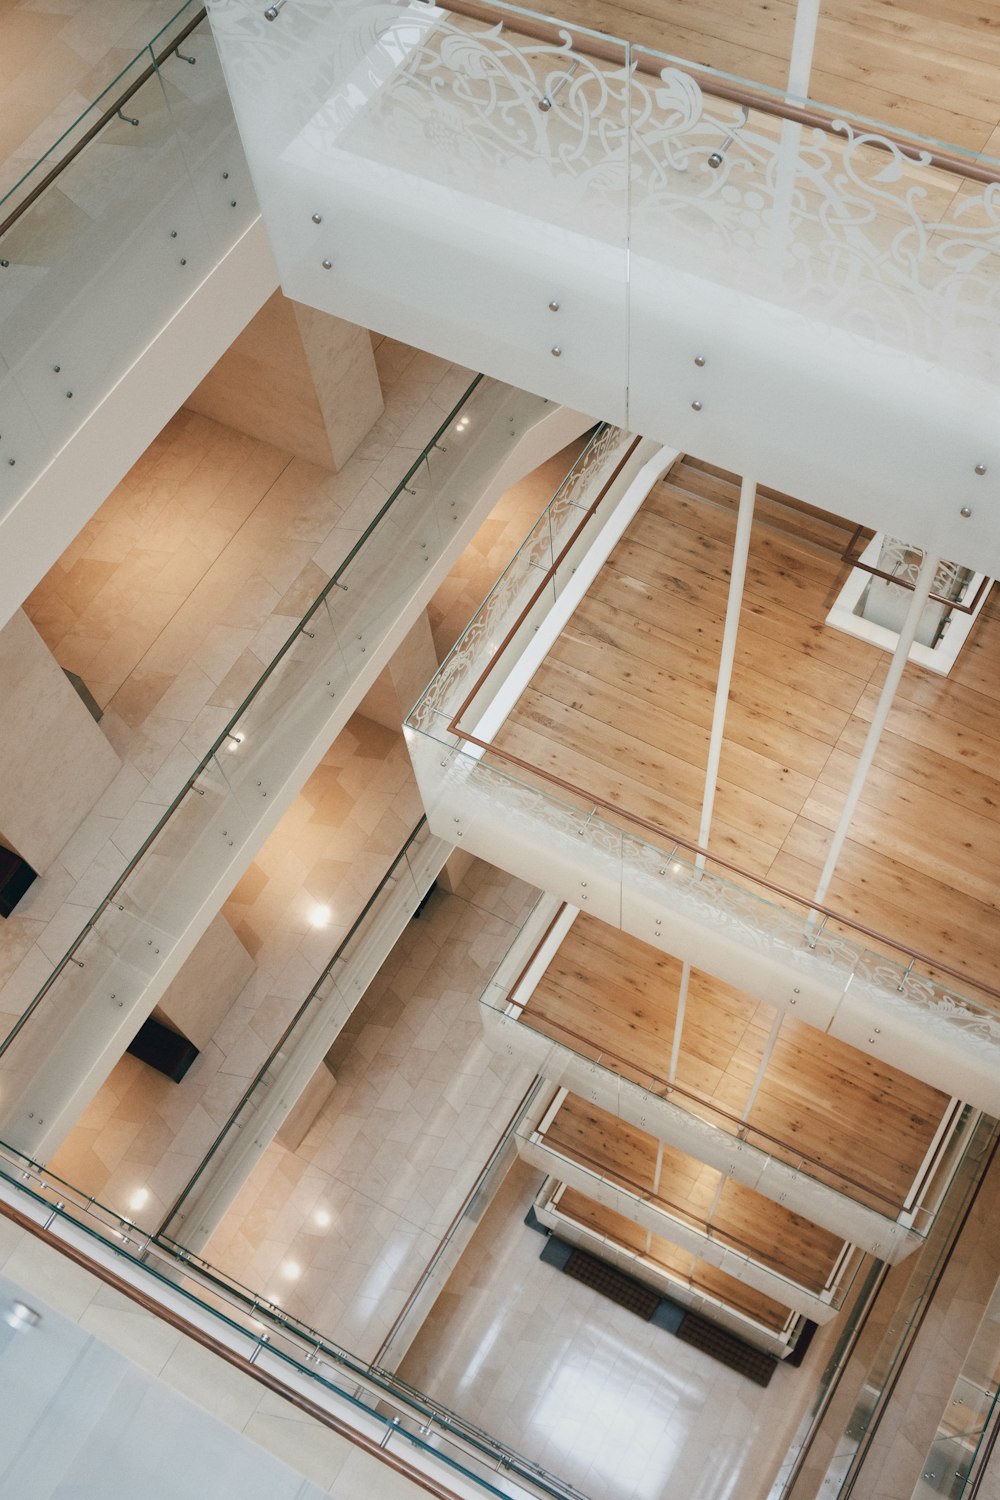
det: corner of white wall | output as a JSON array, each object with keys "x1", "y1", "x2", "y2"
[{"x1": 0, "y1": 218, "x2": 279, "y2": 632}]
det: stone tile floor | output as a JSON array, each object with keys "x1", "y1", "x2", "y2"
[
  {"x1": 398, "y1": 1158, "x2": 814, "y2": 1500},
  {"x1": 199, "y1": 860, "x2": 539, "y2": 1365}
]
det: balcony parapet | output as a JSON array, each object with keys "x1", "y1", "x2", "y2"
[
  {"x1": 475, "y1": 894, "x2": 982, "y2": 1265},
  {"x1": 0, "y1": 377, "x2": 588, "y2": 1160},
  {"x1": 517, "y1": 1110, "x2": 862, "y2": 1326},
  {"x1": 212, "y1": 0, "x2": 1000, "y2": 574},
  {"x1": 406, "y1": 433, "x2": 1000, "y2": 1119},
  {"x1": 0, "y1": 4, "x2": 272, "y2": 622}
]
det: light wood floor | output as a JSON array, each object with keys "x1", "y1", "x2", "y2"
[
  {"x1": 543, "y1": 1093, "x2": 845, "y2": 1294},
  {"x1": 492, "y1": 458, "x2": 1000, "y2": 1001},
  {"x1": 509, "y1": 0, "x2": 1000, "y2": 157},
  {"x1": 555, "y1": 1184, "x2": 794, "y2": 1332},
  {"x1": 523, "y1": 915, "x2": 951, "y2": 1212}
]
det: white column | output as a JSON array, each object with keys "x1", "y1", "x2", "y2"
[
  {"x1": 787, "y1": 0, "x2": 823, "y2": 97},
  {"x1": 813, "y1": 549, "x2": 940, "y2": 908},
  {"x1": 741, "y1": 1006, "x2": 785, "y2": 1121},
  {"x1": 667, "y1": 962, "x2": 691, "y2": 1084},
  {"x1": 697, "y1": 474, "x2": 757, "y2": 859}
]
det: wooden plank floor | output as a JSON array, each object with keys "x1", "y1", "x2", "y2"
[
  {"x1": 544, "y1": 1094, "x2": 845, "y2": 1293},
  {"x1": 509, "y1": 0, "x2": 1000, "y2": 156},
  {"x1": 523, "y1": 915, "x2": 951, "y2": 1212},
  {"x1": 492, "y1": 458, "x2": 1000, "y2": 999},
  {"x1": 555, "y1": 1185, "x2": 793, "y2": 1332}
]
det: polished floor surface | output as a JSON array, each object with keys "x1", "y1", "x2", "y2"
[
  {"x1": 399, "y1": 1158, "x2": 818, "y2": 1500},
  {"x1": 199, "y1": 861, "x2": 539, "y2": 1365},
  {"x1": 493, "y1": 457, "x2": 1000, "y2": 999}
]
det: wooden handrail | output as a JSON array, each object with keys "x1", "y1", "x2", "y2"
[
  {"x1": 840, "y1": 526, "x2": 994, "y2": 616},
  {"x1": 0, "y1": 7, "x2": 208, "y2": 240},
  {"x1": 443, "y1": 0, "x2": 1000, "y2": 185}
]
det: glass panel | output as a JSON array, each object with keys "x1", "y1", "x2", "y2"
[
  {"x1": 0, "y1": 7, "x2": 257, "y2": 510},
  {"x1": 154, "y1": 15, "x2": 260, "y2": 246},
  {"x1": 627, "y1": 49, "x2": 1000, "y2": 388},
  {"x1": 0, "y1": 1132, "x2": 587, "y2": 1500},
  {"x1": 0, "y1": 4, "x2": 197, "y2": 217},
  {"x1": 1, "y1": 373, "x2": 550, "y2": 1151},
  {"x1": 0, "y1": 356, "x2": 47, "y2": 517},
  {"x1": 210, "y1": 0, "x2": 630, "y2": 421},
  {"x1": 1, "y1": 62, "x2": 212, "y2": 452}
]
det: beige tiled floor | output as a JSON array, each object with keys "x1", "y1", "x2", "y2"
[
  {"x1": 46, "y1": 710, "x2": 424, "y2": 1228},
  {"x1": 198, "y1": 861, "x2": 539, "y2": 1364},
  {"x1": 0, "y1": 336, "x2": 475, "y2": 1037},
  {"x1": 37, "y1": 379, "x2": 584, "y2": 1227},
  {"x1": 399, "y1": 1158, "x2": 814, "y2": 1500}
]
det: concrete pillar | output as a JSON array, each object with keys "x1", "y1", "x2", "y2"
[
  {"x1": 357, "y1": 610, "x2": 440, "y2": 732},
  {"x1": 185, "y1": 291, "x2": 383, "y2": 470},
  {"x1": 0, "y1": 611, "x2": 121, "y2": 875}
]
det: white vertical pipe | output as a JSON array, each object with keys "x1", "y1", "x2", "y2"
[
  {"x1": 667, "y1": 962, "x2": 691, "y2": 1084},
  {"x1": 741, "y1": 1007, "x2": 785, "y2": 1121},
  {"x1": 787, "y1": 0, "x2": 822, "y2": 96},
  {"x1": 697, "y1": 474, "x2": 757, "y2": 861},
  {"x1": 765, "y1": 0, "x2": 823, "y2": 278},
  {"x1": 813, "y1": 549, "x2": 940, "y2": 908}
]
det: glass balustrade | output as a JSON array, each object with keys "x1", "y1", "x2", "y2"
[
  {"x1": 0, "y1": 374, "x2": 554, "y2": 1153},
  {"x1": 208, "y1": 0, "x2": 1000, "y2": 560},
  {"x1": 0, "y1": 3, "x2": 257, "y2": 517},
  {"x1": 210, "y1": 0, "x2": 1000, "y2": 388},
  {"x1": 0, "y1": 1134, "x2": 592, "y2": 1500},
  {"x1": 405, "y1": 430, "x2": 1000, "y2": 1093},
  {"x1": 479, "y1": 972, "x2": 969, "y2": 1250},
  {"x1": 772, "y1": 1112, "x2": 1000, "y2": 1500},
  {"x1": 161, "y1": 817, "x2": 449, "y2": 1247},
  {"x1": 515, "y1": 1118, "x2": 866, "y2": 1314}
]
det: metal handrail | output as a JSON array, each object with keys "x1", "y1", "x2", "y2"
[
  {"x1": 0, "y1": 5, "x2": 209, "y2": 239},
  {"x1": 0, "y1": 372, "x2": 486, "y2": 1060}
]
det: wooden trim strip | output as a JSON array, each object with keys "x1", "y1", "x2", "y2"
[
  {"x1": 507, "y1": 903, "x2": 571, "y2": 1008},
  {"x1": 0, "y1": 1198, "x2": 483, "y2": 1500}
]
